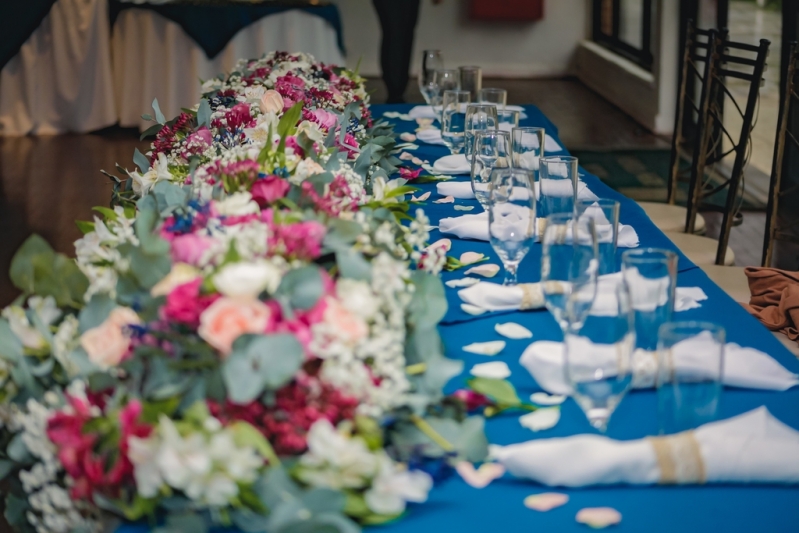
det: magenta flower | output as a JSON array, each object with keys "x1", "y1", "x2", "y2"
[
  {"x1": 170, "y1": 233, "x2": 213, "y2": 265},
  {"x1": 400, "y1": 167, "x2": 423, "y2": 180},
  {"x1": 251, "y1": 175, "x2": 290, "y2": 206}
]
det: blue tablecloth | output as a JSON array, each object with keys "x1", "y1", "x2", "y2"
[{"x1": 119, "y1": 104, "x2": 799, "y2": 533}]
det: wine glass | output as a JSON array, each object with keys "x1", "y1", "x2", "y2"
[
  {"x1": 464, "y1": 104, "x2": 498, "y2": 162},
  {"x1": 418, "y1": 50, "x2": 444, "y2": 105},
  {"x1": 541, "y1": 213, "x2": 599, "y2": 332},
  {"x1": 488, "y1": 168, "x2": 536, "y2": 286},
  {"x1": 470, "y1": 129, "x2": 510, "y2": 206},
  {"x1": 441, "y1": 90, "x2": 470, "y2": 154},
  {"x1": 431, "y1": 69, "x2": 460, "y2": 120},
  {"x1": 564, "y1": 281, "x2": 635, "y2": 432}
]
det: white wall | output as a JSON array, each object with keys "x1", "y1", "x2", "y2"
[{"x1": 332, "y1": 0, "x2": 589, "y2": 78}]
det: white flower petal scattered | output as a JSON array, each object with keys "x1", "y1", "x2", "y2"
[
  {"x1": 465, "y1": 264, "x2": 500, "y2": 277},
  {"x1": 530, "y1": 392, "x2": 567, "y2": 405},
  {"x1": 455, "y1": 461, "x2": 505, "y2": 489},
  {"x1": 470, "y1": 361, "x2": 511, "y2": 379},
  {"x1": 519, "y1": 408, "x2": 561, "y2": 432},
  {"x1": 411, "y1": 192, "x2": 431, "y2": 202},
  {"x1": 434, "y1": 196, "x2": 455, "y2": 204},
  {"x1": 454, "y1": 205, "x2": 475, "y2": 211},
  {"x1": 399, "y1": 132, "x2": 417, "y2": 142},
  {"x1": 461, "y1": 304, "x2": 488, "y2": 315},
  {"x1": 524, "y1": 493, "x2": 569, "y2": 512},
  {"x1": 446, "y1": 277, "x2": 480, "y2": 288},
  {"x1": 463, "y1": 341, "x2": 506, "y2": 356},
  {"x1": 494, "y1": 322, "x2": 533, "y2": 339},
  {"x1": 576, "y1": 507, "x2": 623, "y2": 528},
  {"x1": 399, "y1": 152, "x2": 415, "y2": 161},
  {"x1": 459, "y1": 252, "x2": 485, "y2": 265}
]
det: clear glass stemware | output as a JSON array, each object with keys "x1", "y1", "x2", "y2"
[
  {"x1": 464, "y1": 104, "x2": 498, "y2": 162},
  {"x1": 487, "y1": 167, "x2": 536, "y2": 286},
  {"x1": 431, "y1": 69, "x2": 460, "y2": 120},
  {"x1": 470, "y1": 129, "x2": 510, "y2": 206},
  {"x1": 441, "y1": 90, "x2": 470, "y2": 154},
  {"x1": 418, "y1": 50, "x2": 444, "y2": 105}
]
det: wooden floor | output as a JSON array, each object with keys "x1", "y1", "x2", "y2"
[{"x1": 0, "y1": 78, "x2": 767, "y2": 306}]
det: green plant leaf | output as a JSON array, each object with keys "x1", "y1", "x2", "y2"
[
  {"x1": 277, "y1": 101, "x2": 304, "y2": 139},
  {"x1": 408, "y1": 271, "x2": 447, "y2": 328},
  {"x1": 223, "y1": 334, "x2": 304, "y2": 403},
  {"x1": 0, "y1": 319, "x2": 23, "y2": 363},
  {"x1": 467, "y1": 377, "x2": 521, "y2": 406},
  {"x1": 133, "y1": 148, "x2": 150, "y2": 174},
  {"x1": 152, "y1": 98, "x2": 166, "y2": 124},
  {"x1": 335, "y1": 249, "x2": 372, "y2": 281},
  {"x1": 92, "y1": 206, "x2": 119, "y2": 222},
  {"x1": 78, "y1": 293, "x2": 115, "y2": 333},
  {"x1": 75, "y1": 220, "x2": 95, "y2": 234},
  {"x1": 276, "y1": 266, "x2": 324, "y2": 310},
  {"x1": 197, "y1": 98, "x2": 212, "y2": 128},
  {"x1": 229, "y1": 420, "x2": 280, "y2": 466},
  {"x1": 9, "y1": 234, "x2": 54, "y2": 294}
]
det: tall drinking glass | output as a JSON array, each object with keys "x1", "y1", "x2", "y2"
[
  {"x1": 479, "y1": 88, "x2": 508, "y2": 110},
  {"x1": 565, "y1": 282, "x2": 635, "y2": 432},
  {"x1": 511, "y1": 127, "x2": 545, "y2": 174},
  {"x1": 621, "y1": 248, "x2": 678, "y2": 351},
  {"x1": 488, "y1": 168, "x2": 536, "y2": 286},
  {"x1": 441, "y1": 90, "x2": 470, "y2": 154},
  {"x1": 470, "y1": 130, "x2": 510, "y2": 206},
  {"x1": 576, "y1": 199, "x2": 620, "y2": 275},
  {"x1": 539, "y1": 156, "x2": 579, "y2": 218},
  {"x1": 541, "y1": 213, "x2": 599, "y2": 332},
  {"x1": 459, "y1": 66, "x2": 482, "y2": 100},
  {"x1": 432, "y1": 69, "x2": 460, "y2": 119},
  {"x1": 498, "y1": 109, "x2": 520, "y2": 131},
  {"x1": 657, "y1": 321, "x2": 725, "y2": 434},
  {"x1": 464, "y1": 104, "x2": 498, "y2": 162},
  {"x1": 418, "y1": 50, "x2": 444, "y2": 105}
]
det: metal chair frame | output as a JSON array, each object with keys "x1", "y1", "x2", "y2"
[{"x1": 764, "y1": 42, "x2": 799, "y2": 267}]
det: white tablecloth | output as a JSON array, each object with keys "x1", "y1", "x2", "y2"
[{"x1": 0, "y1": 0, "x2": 346, "y2": 136}]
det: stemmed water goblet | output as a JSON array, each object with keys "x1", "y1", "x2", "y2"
[
  {"x1": 487, "y1": 167, "x2": 536, "y2": 286},
  {"x1": 470, "y1": 129, "x2": 510, "y2": 206},
  {"x1": 441, "y1": 90, "x2": 470, "y2": 154},
  {"x1": 418, "y1": 50, "x2": 444, "y2": 105}
]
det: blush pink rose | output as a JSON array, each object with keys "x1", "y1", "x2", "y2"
[
  {"x1": 259, "y1": 90, "x2": 284, "y2": 115},
  {"x1": 322, "y1": 297, "x2": 368, "y2": 346},
  {"x1": 251, "y1": 175, "x2": 290, "y2": 207},
  {"x1": 198, "y1": 297, "x2": 272, "y2": 357},
  {"x1": 80, "y1": 307, "x2": 141, "y2": 369},
  {"x1": 312, "y1": 108, "x2": 338, "y2": 130},
  {"x1": 170, "y1": 234, "x2": 213, "y2": 266}
]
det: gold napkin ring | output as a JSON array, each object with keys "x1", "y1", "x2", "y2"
[
  {"x1": 648, "y1": 431, "x2": 706, "y2": 485},
  {"x1": 520, "y1": 284, "x2": 543, "y2": 310}
]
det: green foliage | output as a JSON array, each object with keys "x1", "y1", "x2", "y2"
[
  {"x1": 467, "y1": 377, "x2": 522, "y2": 407},
  {"x1": 9, "y1": 235, "x2": 88, "y2": 309},
  {"x1": 222, "y1": 334, "x2": 304, "y2": 403},
  {"x1": 275, "y1": 266, "x2": 324, "y2": 311}
]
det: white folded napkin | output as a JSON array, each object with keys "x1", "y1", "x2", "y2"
[
  {"x1": 417, "y1": 128, "x2": 445, "y2": 146},
  {"x1": 590, "y1": 273, "x2": 702, "y2": 314},
  {"x1": 435, "y1": 180, "x2": 598, "y2": 202},
  {"x1": 458, "y1": 278, "x2": 702, "y2": 314},
  {"x1": 408, "y1": 105, "x2": 440, "y2": 120},
  {"x1": 433, "y1": 154, "x2": 471, "y2": 175},
  {"x1": 519, "y1": 338, "x2": 799, "y2": 395},
  {"x1": 492, "y1": 406, "x2": 799, "y2": 486},
  {"x1": 439, "y1": 212, "x2": 639, "y2": 247}
]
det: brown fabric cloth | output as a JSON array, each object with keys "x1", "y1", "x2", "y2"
[{"x1": 742, "y1": 267, "x2": 799, "y2": 342}]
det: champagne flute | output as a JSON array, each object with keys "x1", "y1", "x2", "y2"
[
  {"x1": 418, "y1": 50, "x2": 444, "y2": 105},
  {"x1": 465, "y1": 104, "x2": 498, "y2": 162},
  {"x1": 541, "y1": 213, "x2": 599, "y2": 332},
  {"x1": 441, "y1": 90, "x2": 470, "y2": 154},
  {"x1": 432, "y1": 69, "x2": 460, "y2": 121},
  {"x1": 488, "y1": 168, "x2": 536, "y2": 286},
  {"x1": 470, "y1": 129, "x2": 510, "y2": 206},
  {"x1": 564, "y1": 281, "x2": 635, "y2": 432}
]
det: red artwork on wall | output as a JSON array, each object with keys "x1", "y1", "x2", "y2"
[{"x1": 469, "y1": 0, "x2": 544, "y2": 22}]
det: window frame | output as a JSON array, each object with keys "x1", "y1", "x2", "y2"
[{"x1": 592, "y1": 0, "x2": 654, "y2": 71}]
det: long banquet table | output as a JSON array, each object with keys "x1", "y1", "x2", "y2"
[
  {"x1": 372, "y1": 104, "x2": 799, "y2": 532},
  {"x1": 120, "y1": 105, "x2": 799, "y2": 533}
]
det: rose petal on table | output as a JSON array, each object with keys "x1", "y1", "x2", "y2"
[
  {"x1": 434, "y1": 196, "x2": 455, "y2": 204},
  {"x1": 524, "y1": 493, "x2": 569, "y2": 512},
  {"x1": 454, "y1": 205, "x2": 475, "y2": 211},
  {"x1": 412, "y1": 191, "x2": 431, "y2": 202},
  {"x1": 519, "y1": 407, "x2": 561, "y2": 432},
  {"x1": 401, "y1": 143, "x2": 420, "y2": 150},
  {"x1": 459, "y1": 252, "x2": 485, "y2": 265},
  {"x1": 400, "y1": 132, "x2": 417, "y2": 142},
  {"x1": 426, "y1": 238, "x2": 452, "y2": 252},
  {"x1": 422, "y1": 163, "x2": 436, "y2": 173},
  {"x1": 461, "y1": 304, "x2": 488, "y2": 315},
  {"x1": 412, "y1": 157, "x2": 424, "y2": 165},
  {"x1": 576, "y1": 507, "x2": 622, "y2": 529},
  {"x1": 465, "y1": 264, "x2": 500, "y2": 277},
  {"x1": 456, "y1": 461, "x2": 506, "y2": 489},
  {"x1": 416, "y1": 118, "x2": 435, "y2": 127},
  {"x1": 463, "y1": 340, "x2": 506, "y2": 356},
  {"x1": 494, "y1": 322, "x2": 533, "y2": 339},
  {"x1": 399, "y1": 152, "x2": 414, "y2": 161},
  {"x1": 470, "y1": 361, "x2": 511, "y2": 379},
  {"x1": 530, "y1": 392, "x2": 567, "y2": 405},
  {"x1": 446, "y1": 277, "x2": 480, "y2": 288}
]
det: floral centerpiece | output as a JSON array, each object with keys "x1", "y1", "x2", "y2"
[{"x1": 0, "y1": 52, "x2": 487, "y2": 533}]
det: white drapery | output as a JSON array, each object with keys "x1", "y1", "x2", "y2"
[
  {"x1": 0, "y1": 0, "x2": 116, "y2": 136},
  {"x1": 0, "y1": 1, "x2": 346, "y2": 136}
]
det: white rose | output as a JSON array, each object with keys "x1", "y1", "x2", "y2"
[
  {"x1": 259, "y1": 90, "x2": 284, "y2": 115},
  {"x1": 213, "y1": 260, "x2": 282, "y2": 299},
  {"x1": 150, "y1": 263, "x2": 202, "y2": 297},
  {"x1": 297, "y1": 120, "x2": 325, "y2": 143},
  {"x1": 290, "y1": 158, "x2": 326, "y2": 185},
  {"x1": 214, "y1": 192, "x2": 260, "y2": 216}
]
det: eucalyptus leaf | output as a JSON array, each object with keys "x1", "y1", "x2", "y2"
[
  {"x1": 223, "y1": 334, "x2": 304, "y2": 403},
  {"x1": 408, "y1": 272, "x2": 447, "y2": 328},
  {"x1": 197, "y1": 98, "x2": 212, "y2": 128},
  {"x1": 276, "y1": 266, "x2": 324, "y2": 310},
  {"x1": 4, "y1": 493, "x2": 29, "y2": 527},
  {"x1": 78, "y1": 293, "x2": 115, "y2": 333},
  {"x1": 335, "y1": 249, "x2": 372, "y2": 281},
  {"x1": 0, "y1": 319, "x2": 23, "y2": 363},
  {"x1": 302, "y1": 489, "x2": 345, "y2": 514},
  {"x1": 152, "y1": 98, "x2": 166, "y2": 124},
  {"x1": 9, "y1": 234, "x2": 54, "y2": 294},
  {"x1": 7, "y1": 433, "x2": 31, "y2": 463},
  {"x1": 152, "y1": 180, "x2": 188, "y2": 212},
  {"x1": 0, "y1": 460, "x2": 15, "y2": 481},
  {"x1": 133, "y1": 148, "x2": 150, "y2": 174}
]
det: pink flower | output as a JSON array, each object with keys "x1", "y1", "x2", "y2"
[
  {"x1": 271, "y1": 220, "x2": 326, "y2": 260},
  {"x1": 198, "y1": 297, "x2": 273, "y2": 356},
  {"x1": 259, "y1": 90, "x2": 284, "y2": 114},
  {"x1": 312, "y1": 108, "x2": 338, "y2": 130},
  {"x1": 170, "y1": 233, "x2": 213, "y2": 265},
  {"x1": 182, "y1": 127, "x2": 213, "y2": 159},
  {"x1": 162, "y1": 278, "x2": 219, "y2": 328},
  {"x1": 322, "y1": 296, "x2": 368, "y2": 345},
  {"x1": 400, "y1": 167, "x2": 423, "y2": 180},
  {"x1": 251, "y1": 175, "x2": 290, "y2": 207},
  {"x1": 80, "y1": 307, "x2": 141, "y2": 369},
  {"x1": 452, "y1": 389, "x2": 491, "y2": 411}
]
